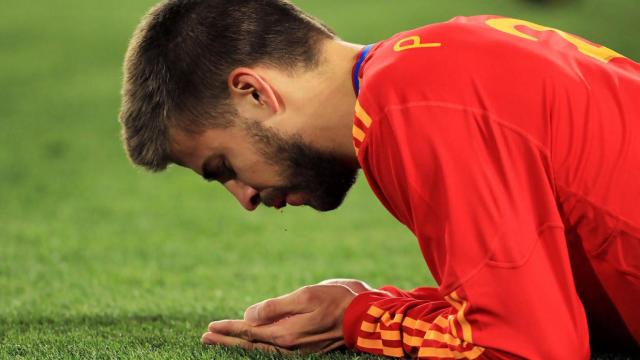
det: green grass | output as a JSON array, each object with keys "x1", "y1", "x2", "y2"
[{"x1": 1, "y1": 0, "x2": 638, "y2": 358}]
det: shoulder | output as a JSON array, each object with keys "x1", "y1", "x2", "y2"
[
  {"x1": 360, "y1": 16, "x2": 505, "y2": 91},
  {"x1": 358, "y1": 15, "x2": 561, "y2": 112},
  {"x1": 354, "y1": 17, "x2": 501, "y2": 150}
]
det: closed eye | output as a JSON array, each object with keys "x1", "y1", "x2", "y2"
[
  {"x1": 202, "y1": 157, "x2": 236, "y2": 183},
  {"x1": 202, "y1": 170, "x2": 218, "y2": 182}
]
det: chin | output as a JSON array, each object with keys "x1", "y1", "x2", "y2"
[
  {"x1": 302, "y1": 172, "x2": 358, "y2": 212},
  {"x1": 311, "y1": 203, "x2": 340, "y2": 212},
  {"x1": 309, "y1": 193, "x2": 349, "y2": 212}
]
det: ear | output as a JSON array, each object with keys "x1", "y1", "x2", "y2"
[{"x1": 228, "y1": 67, "x2": 281, "y2": 115}]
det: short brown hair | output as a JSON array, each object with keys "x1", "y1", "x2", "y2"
[{"x1": 119, "y1": 0, "x2": 335, "y2": 171}]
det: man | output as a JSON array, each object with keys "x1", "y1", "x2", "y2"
[{"x1": 119, "y1": 0, "x2": 640, "y2": 358}]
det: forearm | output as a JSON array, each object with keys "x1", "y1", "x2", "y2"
[{"x1": 343, "y1": 287, "x2": 484, "y2": 358}]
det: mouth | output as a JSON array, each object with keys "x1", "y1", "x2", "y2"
[
  {"x1": 285, "y1": 193, "x2": 306, "y2": 206},
  {"x1": 264, "y1": 192, "x2": 306, "y2": 209}
]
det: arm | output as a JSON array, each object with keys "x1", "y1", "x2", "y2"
[
  {"x1": 202, "y1": 104, "x2": 589, "y2": 358},
  {"x1": 346, "y1": 102, "x2": 590, "y2": 359},
  {"x1": 343, "y1": 287, "x2": 482, "y2": 359}
]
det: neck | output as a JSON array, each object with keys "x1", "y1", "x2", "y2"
[
  {"x1": 268, "y1": 40, "x2": 365, "y2": 168},
  {"x1": 317, "y1": 41, "x2": 366, "y2": 166}
]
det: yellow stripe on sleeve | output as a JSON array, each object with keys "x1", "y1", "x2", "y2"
[
  {"x1": 382, "y1": 347, "x2": 404, "y2": 357},
  {"x1": 445, "y1": 295, "x2": 463, "y2": 310},
  {"x1": 423, "y1": 329, "x2": 462, "y2": 347},
  {"x1": 381, "y1": 312, "x2": 403, "y2": 327},
  {"x1": 360, "y1": 320, "x2": 378, "y2": 333},
  {"x1": 449, "y1": 315, "x2": 459, "y2": 338},
  {"x1": 402, "y1": 317, "x2": 432, "y2": 332},
  {"x1": 433, "y1": 315, "x2": 449, "y2": 329},
  {"x1": 457, "y1": 301, "x2": 473, "y2": 343},
  {"x1": 418, "y1": 346, "x2": 484, "y2": 359},
  {"x1": 418, "y1": 347, "x2": 466, "y2": 359},
  {"x1": 356, "y1": 337, "x2": 404, "y2": 357},
  {"x1": 403, "y1": 334, "x2": 425, "y2": 347},
  {"x1": 355, "y1": 100, "x2": 373, "y2": 128},
  {"x1": 367, "y1": 306, "x2": 385, "y2": 318},
  {"x1": 380, "y1": 330, "x2": 401, "y2": 341},
  {"x1": 449, "y1": 292, "x2": 463, "y2": 303},
  {"x1": 451, "y1": 292, "x2": 474, "y2": 343},
  {"x1": 357, "y1": 337, "x2": 382, "y2": 349},
  {"x1": 352, "y1": 124, "x2": 365, "y2": 142},
  {"x1": 463, "y1": 346, "x2": 485, "y2": 359}
]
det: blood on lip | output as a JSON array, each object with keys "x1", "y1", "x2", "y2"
[
  {"x1": 286, "y1": 194, "x2": 305, "y2": 206},
  {"x1": 274, "y1": 198, "x2": 287, "y2": 209}
]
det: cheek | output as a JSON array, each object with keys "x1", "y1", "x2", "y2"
[{"x1": 234, "y1": 155, "x2": 286, "y2": 188}]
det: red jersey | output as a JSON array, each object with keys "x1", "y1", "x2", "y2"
[{"x1": 344, "y1": 15, "x2": 640, "y2": 359}]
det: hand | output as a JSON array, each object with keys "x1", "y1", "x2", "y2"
[
  {"x1": 318, "y1": 278, "x2": 391, "y2": 296},
  {"x1": 202, "y1": 284, "x2": 357, "y2": 354}
]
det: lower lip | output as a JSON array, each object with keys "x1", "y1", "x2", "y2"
[
  {"x1": 274, "y1": 199, "x2": 286, "y2": 209},
  {"x1": 286, "y1": 194, "x2": 305, "y2": 206}
]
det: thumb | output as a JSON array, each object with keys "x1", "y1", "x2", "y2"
[{"x1": 244, "y1": 287, "x2": 314, "y2": 325}]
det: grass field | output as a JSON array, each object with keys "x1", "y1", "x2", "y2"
[{"x1": 1, "y1": 0, "x2": 638, "y2": 359}]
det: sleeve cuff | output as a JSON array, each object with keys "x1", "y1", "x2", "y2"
[{"x1": 342, "y1": 291, "x2": 391, "y2": 348}]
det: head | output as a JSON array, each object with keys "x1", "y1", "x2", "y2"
[{"x1": 120, "y1": 0, "x2": 359, "y2": 211}]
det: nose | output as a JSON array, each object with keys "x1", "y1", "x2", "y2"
[{"x1": 223, "y1": 180, "x2": 260, "y2": 211}]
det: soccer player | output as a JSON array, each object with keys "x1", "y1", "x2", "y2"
[{"x1": 119, "y1": 0, "x2": 639, "y2": 358}]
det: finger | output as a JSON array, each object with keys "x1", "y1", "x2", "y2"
[
  {"x1": 201, "y1": 331, "x2": 293, "y2": 354},
  {"x1": 209, "y1": 315, "x2": 344, "y2": 352},
  {"x1": 209, "y1": 319, "x2": 285, "y2": 346},
  {"x1": 244, "y1": 287, "x2": 314, "y2": 325},
  {"x1": 209, "y1": 317, "x2": 310, "y2": 349},
  {"x1": 209, "y1": 320, "x2": 256, "y2": 340}
]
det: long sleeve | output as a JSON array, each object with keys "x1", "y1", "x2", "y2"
[
  {"x1": 346, "y1": 101, "x2": 591, "y2": 359},
  {"x1": 343, "y1": 286, "x2": 485, "y2": 358}
]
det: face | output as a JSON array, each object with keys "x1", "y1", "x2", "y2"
[{"x1": 170, "y1": 120, "x2": 357, "y2": 212}]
